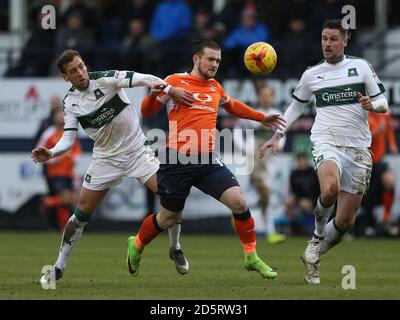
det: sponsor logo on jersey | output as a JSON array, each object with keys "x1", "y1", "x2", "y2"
[
  {"x1": 315, "y1": 83, "x2": 366, "y2": 107},
  {"x1": 322, "y1": 89, "x2": 356, "y2": 102},
  {"x1": 190, "y1": 105, "x2": 216, "y2": 112},
  {"x1": 77, "y1": 94, "x2": 129, "y2": 129},
  {"x1": 90, "y1": 107, "x2": 115, "y2": 126},
  {"x1": 193, "y1": 93, "x2": 212, "y2": 104}
]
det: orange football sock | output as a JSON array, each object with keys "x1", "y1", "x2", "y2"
[
  {"x1": 134, "y1": 214, "x2": 163, "y2": 250},
  {"x1": 233, "y1": 210, "x2": 256, "y2": 253}
]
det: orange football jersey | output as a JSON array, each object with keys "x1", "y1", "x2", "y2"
[{"x1": 159, "y1": 73, "x2": 230, "y2": 153}]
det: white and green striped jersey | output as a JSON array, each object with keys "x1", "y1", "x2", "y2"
[
  {"x1": 292, "y1": 55, "x2": 385, "y2": 147},
  {"x1": 63, "y1": 70, "x2": 164, "y2": 161}
]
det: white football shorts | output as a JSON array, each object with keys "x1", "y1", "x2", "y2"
[
  {"x1": 82, "y1": 145, "x2": 160, "y2": 191},
  {"x1": 312, "y1": 143, "x2": 372, "y2": 195}
]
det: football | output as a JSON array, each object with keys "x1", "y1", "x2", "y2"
[{"x1": 244, "y1": 42, "x2": 277, "y2": 75}]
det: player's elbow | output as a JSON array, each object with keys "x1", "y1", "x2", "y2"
[
  {"x1": 381, "y1": 101, "x2": 389, "y2": 113},
  {"x1": 371, "y1": 97, "x2": 389, "y2": 113}
]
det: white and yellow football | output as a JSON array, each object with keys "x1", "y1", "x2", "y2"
[{"x1": 244, "y1": 42, "x2": 277, "y2": 75}]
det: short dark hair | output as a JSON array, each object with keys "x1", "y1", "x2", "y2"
[
  {"x1": 193, "y1": 38, "x2": 221, "y2": 56},
  {"x1": 56, "y1": 50, "x2": 82, "y2": 73},
  {"x1": 322, "y1": 19, "x2": 350, "y2": 38}
]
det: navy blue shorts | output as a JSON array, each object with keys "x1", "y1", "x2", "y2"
[
  {"x1": 157, "y1": 151, "x2": 239, "y2": 212},
  {"x1": 48, "y1": 176, "x2": 74, "y2": 195}
]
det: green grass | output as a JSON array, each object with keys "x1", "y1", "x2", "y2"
[{"x1": 0, "y1": 232, "x2": 399, "y2": 300}]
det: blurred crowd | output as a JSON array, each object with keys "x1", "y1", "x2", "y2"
[
  {"x1": 5, "y1": 0, "x2": 397, "y2": 78},
  {"x1": 6, "y1": 0, "x2": 399, "y2": 237}
]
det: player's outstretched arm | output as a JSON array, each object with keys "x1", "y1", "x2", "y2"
[
  {"x1": 222, "y1": 98, "x2": 285, "y2": 130},
  {"x1": 31, "y1": 130, "x2": 76, "y2": 163},
  {"x1": 130, "y1": 72, "x2": 166, "y2": 88},
  {"x1": 141, "y1": 83, "x2": 194, "y2": 116},
  {"x1": 258, "y1": 99, "x2": 306, "y2": 159},
  {"x1": 31, "y1": 146, "x2": 52, "y2": 163},
  {"x1": 259, "y1": 132, "x2": 284, "y2": 158},
  {"x1": 260, "y1": 114, "x2": 286, "y2": 131},
  {"x1": 131, "y1": 72, "x2": 193, "y2": 105},
  {"x1": 141, "y1": 83, "x2": 166, "y2": 116}
]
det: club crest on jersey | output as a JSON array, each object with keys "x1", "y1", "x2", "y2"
[
  {"x1": 313, "y1": 154, "x2": 324, "y2": 166},
  {"x1": 348, "y1": 68, "x2": 358, "y2": 77},
  {"x1": 94, "y1": 89, "x2": 105, "y2": 100},
  {"x1": 209, "y1": 85, "x2": 216, "y2": 92},
  {"x1": 193, "y1": 93, "x2": 212, "y2": 104}
]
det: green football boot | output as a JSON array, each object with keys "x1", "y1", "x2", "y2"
[
  {"x1": 244, "y1": 252, "x2": 277, "y2": 279},
  {"x1": 126, "y1": 236, "x2": 142, "y2": 277}
]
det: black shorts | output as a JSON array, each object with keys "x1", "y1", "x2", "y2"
[
  {"x1": 157, "y1": 151, "x2": 239, "y2": 212},
  {"x1": 48, "y1": 176, "x2": 74, "y2": 195}
]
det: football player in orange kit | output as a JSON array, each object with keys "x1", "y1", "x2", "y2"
[
  {"x1": 37, "y1": 107, "x2": 81, "y2": 231},
  {"x1": 362, "y1": 112, "x2": 398, "y2": 236},
  {"x1": 126, "y1": 39, "x2": 286, "y2": 279}
]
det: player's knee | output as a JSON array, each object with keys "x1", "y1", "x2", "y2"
[
  {"x1": 335, "y1": 217, "x2": 354, "y2": 231},
  {"x1": 77, "y1": 198, "x2": 95, "y2": 215},
  {"x1": 321, "y1": 181, "x2": 339, "y2": 205},
  {"x1": 229, "y1": 197, "x2": 248, "y2": 214}
]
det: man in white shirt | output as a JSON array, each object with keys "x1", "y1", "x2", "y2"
[
  {"x1": 260, "y1": 20, "x2": 389, "y2": 284},
  {"x1": 33, "y1": 50, "x2": 194, "y2": 284}
]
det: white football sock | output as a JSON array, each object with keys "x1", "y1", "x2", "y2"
[
  {"x1": 314, "y1": 198, "x2": 335, "y2": 238},
  {"x1": 55, "y1": 215, "x2": 87, "y2": 271},
  {"x1": 168, "y1": 222, "x2": 181, "y2": 250},
  {"x1": 320, "y1": 219, "x2": 345, "y2": 255}
]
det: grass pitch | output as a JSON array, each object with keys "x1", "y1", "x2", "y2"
[{"x1": 0, "y1": 232, "x2": 399, "y2": 300}]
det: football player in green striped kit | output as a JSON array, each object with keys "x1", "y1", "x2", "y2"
[
  {"x1": 260, "y1": 20, "x2": 389, "y2": 284},
  {"x1": 33, "y1": 50, "x2": 194, "y2": 284}
]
